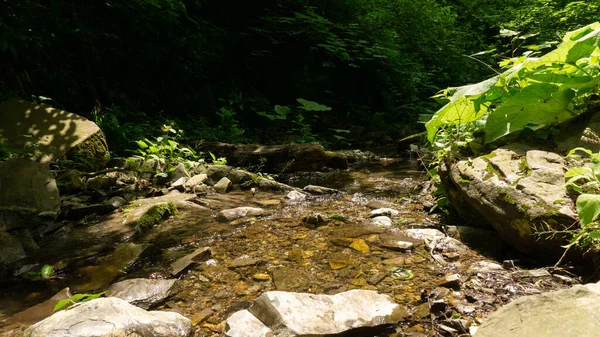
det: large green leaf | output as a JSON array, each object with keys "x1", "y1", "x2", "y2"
[
  {"x1": 484, "y1": 83, "x2": 574, "y2": 143},
  {"x1": 576, "y1": 194, "x2": 600, "y2": 226},
  {"x1": 296, "y1": 98, "x2": 332, "y2": 111},
  {"x1": 425, "y1": 96, "x2": 489, "y2": 142}
]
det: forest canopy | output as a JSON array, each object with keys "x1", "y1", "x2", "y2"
[{"x1": 1, "y1": 0, "x2": 598, "y2": 148}]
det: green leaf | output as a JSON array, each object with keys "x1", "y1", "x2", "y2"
[
  {"x1": 296, "y1": 98, "x2": 332, "y2": 111},
  {"x1": 576, "y1": 194, "x2": 600, "y2": 225},
  {"x1": 484, "y1": 83, "x2": 574, "y2": 143},
  {"x1": 136, "y1": 140, "x2": 148, "y2": 149},
  {"x1": 53, "y1": 299, "x2": 70, "y2": 312},
  {"x1": 40, "y1": 264, "x2": 54, "y2": 279}
]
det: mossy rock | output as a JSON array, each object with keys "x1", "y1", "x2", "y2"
[{"x1": 128, "y1": 202, "x2": 177, "y2": 232}]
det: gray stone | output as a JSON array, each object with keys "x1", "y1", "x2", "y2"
[
  {"x1": 285, "y1": 190, "x2": 307, "y2": 201},
  {"x1": 371, "y1": 216, "x2": 392, "y2": 227},
  {"x1": 401, "y1": 228, "x2": 445, "y2": 242},
  {"x1": 214, "y1": 177, "x2": 233, "y2": 193},
  {"x1": 303, "y1": 185, "x2": 339, "y2": 195},
  {"x1": 86, "y1": 175, "x2": 117, "y2": 192},
  {"x1": 0, "y1": 231, "x2": 26, "y2": 268},
  {"x1": 227, "y1": 169, "x2": 255, "y2": 185},
  {"x1": 206, "y1": 164, "x2": 233, "y2": 181},
  {"x1": 369, "y1": 208, "x2": 399, "y2": 218},
  {"x1": 106, "y1": 278, "x2": 176, "y2": 309},
  {"x1": 217, "y1": 207, "x2": 266, "y2": 222},
  {"x1": 439, "y1": 274, "x2": 461, "y2": 288},
  {"x1": 225, "y1": 310, "x2": 273, "y2": 337},
  {"x1": 0, "y1": 160, "x2": 60, "y2": 231},
  {"x1": 366, "y1": 200, "x2": 395, "y2": 209},
  {"x1": 169, "y1": 162, "x2": 191, "y2": 183},
  {"x1": 171, "y1": 177, "x2": 188, "y2": 191},
  {"x1": 0, "y1": 99, "x2": 110, "y2": 171},
  {"x1": 467, "y1": 261, "x2": 504, "y2": 274},
  {"x1": 105, "y1": 196, "x2": 127, "y2": 208},
  {"x1": 247, "y1": 290, "x2": 406, "y2": 336},
  {"x1": 475, "y1": 282, "x2": 600, "y2": 337},
  {"x1": 380, "y1": 240, "x2": 414, "y2": 251},
  {"x1": 228, "y1": 255, "x2": 262, "y2": 268},
  {"x1": 439, "y1": 146, "x2": 576, "y2": 256},
  {"x1": 185, "y1": 174, "x2": 208, "y2": 190},
  {"x1": 24, "y1": 297, "x2": 191, "y2": 337},
  {"x1": 171, "y1": 247, "x2": 212, "y2": 276}
]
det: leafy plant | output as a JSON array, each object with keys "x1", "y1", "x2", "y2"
[
  {"x1": 53, "y1": 292, "x2": 106, "y2": 312},
  {"x1": 209, "y1": 151, "x2": 227, "y2": 166},
  {"x1": 427, "y1": 23, "x2": 600, "y2": 148},
  {"x1": 24, "y1": 264, "x2": 54, "y2": 281}
]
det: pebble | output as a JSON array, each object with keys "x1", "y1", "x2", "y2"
[
  {"x1": 439, "y1": 274, "x2": 461, "y2": 288},
  {"x1": 252, "y1": 273, "x2": 271, "y2": 281}
]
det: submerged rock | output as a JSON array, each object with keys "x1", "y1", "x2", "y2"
[
  {"x1": 24, "y1": 297, "x2": 191, "y2": 337},
  {"x1": 217, "y1": 207, "x2": 266, "y2": 222},
  {"x1": 476, "y1": 282, "x2": 600, "y2": 337},
  {"x1": 170, "y1": 247, "x2": 212, "y2": 276},
  {"x1": 106, "y1": 278, "x2": 177, "y2": 309},
  {"x1": 226, "y1": 290, "x2": 406, "y2": 337},
  {"x1": 303, "y1": 185, "x2": 340, "y2": 195}
]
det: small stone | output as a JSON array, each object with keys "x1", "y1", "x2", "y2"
[
  {"x1": 171, "y1": 177, "x2": 188, "y2": 191},
  {"x1": 367, "y1": 272, "x2": 388, "y2": 285},
  {"x1": 366, "y1": 200, "x2": 395, "y2": 209},
  {"x1": 228, "y1": 256, "x2": 262, "y2": 268},
  {"x1": 185, "y1": 174, "x2": 208, "y2": 190},
  {"x1": 349, "y1": 239, "x2": 370, "y2": 254},
  {"x1": 371, "y1": 216, "x2": 392, "y2": 227},
  {"x1": 382, "y1": 256, "x2": 407, "y2": 266},
  {"x1": 329, "y1": 252, "x2": 351, "y2": 270},
  {"x1": 252, "y1": 273, "x2": 271, "y2": 281},
  {"x1": 442, "y1": 252, "x2": 461, "y2": 261},
  {"x1": 217, "y1": 207, "x2": 266, "y2": 222},
  {"x1": 171, "y1": 247, "x2": 212, "y2": 276},
  {"x1": 214, "y1": 177, "x2": 233, "y2": 193},
  {"x1": 439, "y1": 274, "x2": 461, "y2": 288},
  {"x1": 369, "y1": 208, "x2": 400, "y2": 218},
  {"x1": 286, "y1": 190, "x2": 307, "y2": 201},
  {"x1": 191, "y1": 308, "x2": 214, "y2": 326},
  {"x1": 303, "y1": 185, "x2": 339, "y2": 195},
  {"x1": 511, "y1": 269, "x2": 551, "y2": 279},
  {"x1": 380, "y1": 240, "x2": 414, "y2": 251}
]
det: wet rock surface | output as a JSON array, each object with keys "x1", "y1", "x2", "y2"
[
  {"x1": 106, "y1": 278, "x2": 177, "y2": 309},
  {"x1": 0, "y1": 157, "x2": 582, "y2": 337}
]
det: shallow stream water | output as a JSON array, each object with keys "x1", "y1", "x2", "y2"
[{"x1": 0, "y1": 156, "x2": 571, "y2": 336}]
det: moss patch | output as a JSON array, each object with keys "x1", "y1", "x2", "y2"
[
  {"x1": 518, "y1": 157, "x2": 532, "y2": 176},
  {"x1": 498, "y1": 189, "x2": 517, "y2": 205},
  {"x1": 130, "y1": 202, "x2": 177, "y2": 232},
  {"x1": 67, "y1": 131, "x2": 110, "y2": 171}
]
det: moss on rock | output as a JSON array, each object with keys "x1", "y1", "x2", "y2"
[{"x1": 130, "y1": 202, "x2": 177, "y2": 232}]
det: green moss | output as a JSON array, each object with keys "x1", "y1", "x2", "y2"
[
  {"x1": 518, "y1": 157, "x2": 532, "y2": 176},
  {"x1": 518, "y1": 203, "x2": 531, "y2": 213},
  {"x1": 529, "y1": 201, "x2": 560, "y2": 220},
  {"x1": 553, "y1": 199, "x2": 565, "y2": 204},
  {"x1": 329, "y1": 213, "x2": 347, "y2": 221},
  {"x1": 482, "y1": 151, "x2": 497, "y2": 160},
  {"x1": 483, "y1": 163, "x2": 501, "y2": 180},
  {"x1": 68, "y1": 132, "x2": 110, "y2": 171},
  {"x1": 131, "y1": 202, "x2": 177, "y2": 232}
]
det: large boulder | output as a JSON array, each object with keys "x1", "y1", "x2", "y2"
[
  {"x1": 440, "y1": 145, "x2": 576, "y2": 257},
  {"x1": 24, "y1": 297, "x2": 191, "y2": 337},
  {"x1": 225, "y1": 290, "x2": 406, "y2": 337},
  {"x1": 198, "y1": 142, "x2": 348, "y2": 173},
  {"x1": 0, "y1": 159, "x2": 60, "y2": 231},
  {"x1": 106, "y1": 278, "x2": 177, "y2": 309},
  {"x1": 475, "y1": 282, "x2": 600, "y2": 337},
  {"x1": 0, "y1": 99, "x2": 110, "y2": 171}
]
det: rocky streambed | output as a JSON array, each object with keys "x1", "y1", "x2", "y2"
[{"x1": 0, "y1": 156, "x2": 584, "y2": 337}]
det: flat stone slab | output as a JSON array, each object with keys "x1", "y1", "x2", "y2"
[
  {"x1": 170, "y1": 247, "x2": 212, "y2": 276},
  {"x1": 217, "y1": 207, "x2": 266, "y2": 222},
  {"x1": 106, "y1": 278, "x2": 176, "y2": 309},
  {"x1": 246, "y1": 290, "x2": 406, "y2": 336},
  {"x1": 475, "y1": 282, "x2": 600, "y2": 337},
  {"x1": 24, "y1": 297, "x2": 191, "y2": 337}
]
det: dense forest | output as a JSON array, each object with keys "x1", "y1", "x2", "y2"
[{"x1": 1, "y1": 0, "x2": 599, "y2": 150}]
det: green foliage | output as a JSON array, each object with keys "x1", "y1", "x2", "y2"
[
  {"x1": 24, "y1": 264, "x2": 54, "y2": 281},
  {"x1": 209, "y1": 152, "x2": 227, "y2": 166},
  {"x1": 53, "y1": 292, "x2": 106, "y2": 312},
  {"x1": 329, "y1": 213, "x2": 348, "y2": 221},
  {"x1": 427, "y1": 23, "x2": 600, "y2": 148}
]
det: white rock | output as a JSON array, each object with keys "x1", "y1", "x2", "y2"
[
  {"x1": 225, "y1": 310, "x2": 273, "y2": 337},
  {"x1": 286, "y1": 190, "x2": 307, "y2": 201},
  {"x1": 217, "y1": 207, "x2": 266, "y2": 222},
  {"x1": 369, "y1": 208, "x2": 400, "y2": 218},
  {"x1": 401, "y1": 228, "x2": 445, "y2": 242},
  {"x1": 24, "y1": 297, "x2": 191, "y2": 337},
  {"x1": 371, "y1": 216, "x2": 392, "y2": 227},
  {"x1": 303, "y1": 185, "x2": 339, "y2": 195},
  {"x1": 185, "y1": 174, "x2": 208, "y2": 190},
  {"x1": 248, "y1": 290, "x2": 406, "y2": 336}
]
